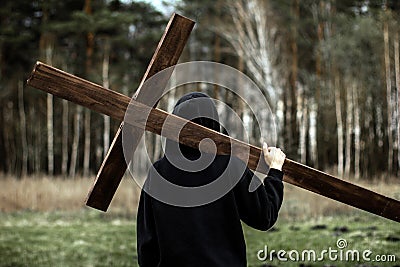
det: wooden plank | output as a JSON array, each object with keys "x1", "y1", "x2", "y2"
[
  {"x1": 85, "y1": 13, "x2": 195, "y2": 211},
  {"x1": 27, "y1": 62, "x2": 400, "y2": 223}
]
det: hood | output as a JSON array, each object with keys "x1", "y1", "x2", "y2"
[{"x1": 165, "y1": 92, "x2": 220, "y2": 160}]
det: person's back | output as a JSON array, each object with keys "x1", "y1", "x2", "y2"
[{"x1": 137, "y1": 92, "x2": 285, "y2": 267}]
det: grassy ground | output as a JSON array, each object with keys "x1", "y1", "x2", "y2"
[
  {"x1": 0, "y1": 210, "x2": 399, "y2": 267},
  {"x1": 1, "y1": 175, "x2": 399, "y2": 266},
  {"x1": 0, "y1": 211, "x2": 136, "y2": 267}
]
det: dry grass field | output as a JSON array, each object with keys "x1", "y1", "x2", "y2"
[
  {"x1": 0, "y1": 174, "x2": 141, "y2": 215},
  {"x1": 0, "y1": 173, "x2": 399, "y2": 219}
]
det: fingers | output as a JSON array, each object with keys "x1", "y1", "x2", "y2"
[
  {"x1": 263, "y1": 142, "x2": 279, "y2": 156},
  {"x1": 262, "y1": 142, "x2": 286, "y2": 171},
  {"x1": 263, "y1": 142, "x2": 268, "y2": 153}
]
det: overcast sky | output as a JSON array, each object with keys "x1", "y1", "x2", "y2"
[{"x1": 134, "y1": 0, "x2": 180, "y2": 14}]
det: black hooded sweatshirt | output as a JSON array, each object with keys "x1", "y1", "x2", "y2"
[{"x1": 137, "y1": 92, "x2": 284, "y2": 267}]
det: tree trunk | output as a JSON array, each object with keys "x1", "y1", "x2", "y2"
[
  {"x1": 103, "y1": 114, "x2": 110, "y2": 160},
  {"x1": 61, "y1": 99, "x2": 69, "y2": 176},
  {"x1": 83, "y1": 0, "x2": 93, "y2": 177},
  {"x1": 299, "y1": 85, "x2": 308, "y2": 164},
  {"x1": 46, "y1": 45, "x2": 54, "y2": 176},
  {"x1": 283, "y1": 85, "x2": 290, "y2": 151},
  {"x1": 102, "y1": 39, "x2": 110, "y2": 158},
  {"x1": 18, "y1": 80, "x2": 28, "y2": 176},
  {"x1": 314, "y1": 2, "x2": 324, "y2": 169},
  {"x1": 384, "y1": 19, "x2": 393, "y2": 174},
  {"x1": 3, "y1": 102, "x2": 16, "y2": 173},
  {"x1": 237, "y1": 55, "x2": 245, "y2": 140},
  {"x1": 394, "y1": 31, "x2": 400, "y2": 175},
  {"x1": 213, "y1": 34, "x2": 221, "y2": 99},
  {"x1": 47, "y1": 95, "x2": 54, "y2": 175},
  {"x1": 289, "y1": 0, "x2": 300, "y2": 159},
  {"x1": 40, "y1": 3, "x2": 54, "y2": 175},
  {"x1": 353, "y1": 84, "x2": 361, "y2": 179},
  {"x1": 334, "y1": 74, "x2": 344, "y2": 177},
  {"x1": 27, "y1": 105, "x2": 34, "y2": 173},
  {"x1": 69, "y1": 106, "x2": 82, "y2": 178},
  {"x1": 37, "y1": 108, "x2": 42, "y2": 174},
  {"x1": 28, "y1": 105, "x2": 40, "y2": 174},
  {"x1": 344, "y1": 84, "x2": 353, "y2": 177},
  {"x1": 305, "y1": 102, "x2": 311, "y2": 165},
  {"x1": 83, "y1": 110, "x2": 91, "y2": 177}
]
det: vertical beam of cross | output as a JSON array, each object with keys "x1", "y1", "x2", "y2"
[{"x1": 85, "y1": 13, "x2": 195, "y2": 211}]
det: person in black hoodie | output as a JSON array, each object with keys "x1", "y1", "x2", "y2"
[{"x1": 137, "y1": 92, "x2": 285, "y2": 267}]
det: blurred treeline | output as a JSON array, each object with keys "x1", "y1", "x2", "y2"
[{"x1": 1, "y1": 0, "x2": 399, "y2": 179}]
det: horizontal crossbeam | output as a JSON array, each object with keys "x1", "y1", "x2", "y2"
[{"x1": 27, "y1": 62, "x2": 400, "y2": 223}]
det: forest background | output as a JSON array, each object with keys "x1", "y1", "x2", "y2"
[
  {"x1": 1, "y1": 0, "x2": 400, "y2": 179},
  {"x1": 1, "y1": 1, "x2": 400, "y2": 266}
]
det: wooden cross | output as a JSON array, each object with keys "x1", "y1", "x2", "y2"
[{"x1": 26, "y1": 14, "x2": 400, "y2": 223}]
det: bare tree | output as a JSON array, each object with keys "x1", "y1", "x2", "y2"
[
  {"x1": 102, "y1": 39, "x2": 110, "y2": 158},
  {"x1": 394, "y1": 31, "x2": 400, "y2": 175},
  {"x1": 383, "y1": 13, "x2": 393, "y2": 174},
  {"x1": 39, "y1": 3, "x2": 54, "y2": 175},
  {"x1": 289, "y1": 0, "x2": 300, "y2": 158},
  {"x1": 299, "y1": 91, "x2": 308, "y2": 164},
  {"x1": 18, "y1": 80, "x2": 27, "y2": 176},
  {"x1": 61, "y1": 99, "x2": 69, "y2": 176},
  {"x1": 217, "y1": 0, "x2": 279, "y2": 104},
  {"x1": 344, "y1": 84, "x2": 353, "y2": 177},
  {"x1": 83, "y1": 109, "x2": 91, "y2": 177},
  {"x1": 311, "y1": 0, "x2": 326, "y2": 168},
  {"x1": 353, "y1": 84, "x2": 361, "y2": 179},
  {"x1": 69, "y1": 106, "x2": 81, "y2": 178},
  {"x1": 28, "y1": 105, "x2": 41, "y2": 174},
  {"x1": 3, "y1": 103, "x2": 15, "y2": 173},
  {"x1": 216, "y1": 0, "x2": 285, "y2": 153},
  {"x1": 83, "y1": 0, "x2": 93, "y2": 177},
  {"x1": 46, "y1": 48, "x2": 54, "y2": 175},
  {"x1": 334, "y1": 75, "x2": 344, "y2": 177}
]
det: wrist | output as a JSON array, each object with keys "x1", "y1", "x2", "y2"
[
  {"x1": 270, "y1": 163, "x2": 283, "y2": 171},
  {"x1": 267, "y1": 168, "x2": 284, "y2": 180}
]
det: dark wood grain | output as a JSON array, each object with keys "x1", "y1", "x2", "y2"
[
  {"x1": 85, "y1": 13, "x2": 194, "y2": 211},
  {"x1": 27, "y1": 62, "x2": 400, "y2": 223}
]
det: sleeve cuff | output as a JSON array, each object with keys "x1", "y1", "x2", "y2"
[{"x1": 267, "y1": 168, "x2": 283, "y2": 180}]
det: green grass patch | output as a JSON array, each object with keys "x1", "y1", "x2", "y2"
[
  {"x1": 0, "y1": 211, "x2": 399, "y2": 266},
  {"x1": 0, "y1": 211, "x2": 136, "y2": 267}
]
